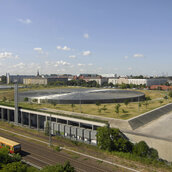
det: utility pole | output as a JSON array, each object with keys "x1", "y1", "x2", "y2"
[
  {"x1": 14, "y1": 80, "x2": 19, "y2": 124},
  {"x1": 49, "y1": 114, "x2": 52, "y2": 147}
]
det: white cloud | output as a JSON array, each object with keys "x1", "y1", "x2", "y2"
[
  {"x1": 0, "y1": 51, "x2": 19, "y2": 60},
  {"x1": 56, "y1": 46, "x2": 71, "y2": 51},
  {"x1": 33, "y1": 48, "x2": 43, "y2": 53},
  {"x1": 77, "y1": 63, "x2": 85, "y2": 66},
  {"x1": 83, "y1": 33, "x2": 89, "y2": 39},
  {"x1": 54, "y1": 60, "x2": 70, "y2": 67},
  {"x1": 124, "y1": 56, "x2": 128, "y2": 59},
  {"x1": 44, "y1": 61, "x2": 53, "y2": 66},
  {"x1": 34, "y1": 48, "x2": 49, "y2": 58},
  {"x1": 13, "y1": 62, "x2": 25, "y2": 69},
  {"x1": 88, "y1": 63, "x2": 93, "y2": 66},
  {"x1": 69, "y1": 55, "x2": 76, "y2": 59},
  {"x1": 133, "y1": 54, "x2": 144, "y2": 58},
  {"x1": 128, "y1": 67, "x2": 132, "y2": 70},
  {"x1": 18, "y1": 18, "x2": 32, "y2": 24},
  {"x1": 82, "y1": 50, "x2": 91, "y2": 56},
  {"x1": 80, "y1": 69, "x2": 84, "y2": 72}
]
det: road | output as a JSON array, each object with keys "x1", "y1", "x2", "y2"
[{"x1": 0, "y1": 130, "x2": 129, "y2": 172}]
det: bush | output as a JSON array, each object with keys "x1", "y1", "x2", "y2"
[
  {"x1": 41, "y1": 161, "x2": 75, "y2": 172},
  {"x1": 1, "y1": 161, "x2": 27, "y2": 172},
  {"x1": 133, "y1": 141, "x2": 159, "y2": 160},
  {"x1": 133, "y1": 141, "x2": 149, "y2": 157},
  {"x1": 96, "y1": 126, "x2": 133, "y2": 152},
  {"x1": 24, "y1": 97, "x2": 29, "y2": 102},
  {"x1": 55, "y1": 146, "x2": 61, "y2": 152},
  {"x1": 148, "y1": 148, "x2": 159, "y2": 160}
]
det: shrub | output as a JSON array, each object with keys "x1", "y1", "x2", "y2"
[
  {"x1": 148, "y1": 148, "x2": 159, "y2": 160},
  {"x1": 24, "y1": 97, "x2": 29, "y2": 102},
  {"x1": 1, "y1": 161, "x2": 27, "y2": 172},
  {"x1": 133, "y1": 141, "x2": 159, "y2": 160},
  {"x1": 97, "y1": 126, "x2": 133, "y2": 152},
  {"x1": 133, "y1": 141, "x2": 150, "y2": 157},
  {"x1": 55, "y1": 146, "x2": 61, "y2": 152}
]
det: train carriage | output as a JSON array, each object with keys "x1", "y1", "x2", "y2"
[{"x1": 0, "y1": 136, "x2": 21, "y2": 153}]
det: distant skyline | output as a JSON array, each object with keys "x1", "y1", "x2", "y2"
[{"x1": 0, "y1": 0, "x2": 172, "y2": 76}]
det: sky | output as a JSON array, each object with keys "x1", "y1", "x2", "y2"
[{"x1": 0, "y1": 0, "x2": 172, "y2": 76}]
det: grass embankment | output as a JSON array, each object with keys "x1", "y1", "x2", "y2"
[{"x1": 0, "y1": 87, "x2": 171, "y2": 120}]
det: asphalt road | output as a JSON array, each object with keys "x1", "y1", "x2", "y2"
[{"x1": 0, "y1": 130, "x2": 123, "y2": 172}]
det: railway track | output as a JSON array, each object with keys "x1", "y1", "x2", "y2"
[{"x1": 0, "y1": 131, "x2": 123, "y2": 172}]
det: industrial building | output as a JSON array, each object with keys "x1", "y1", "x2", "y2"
[
  {"x1": 23, "y1": 76, "x2": 68, "y2": 85},
  {"x1": 77, "y1": 74, "x2": 108, "y2": 86},
  {"x1": 108, "y1": 77, "x2": 167, "y2": 87},
  {"x1": 6, "y1": 73, "x2": 35, "y2": 84}
]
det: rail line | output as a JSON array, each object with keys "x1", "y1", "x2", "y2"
[{"x1": 0, "y1": 127, "x2": 140, "y2": 172}]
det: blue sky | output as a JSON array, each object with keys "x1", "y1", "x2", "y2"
[{"x1": 0, "y1": 0, "x2": 172, "y2": 76}]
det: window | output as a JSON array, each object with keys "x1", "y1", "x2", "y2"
[{"x1": 13, "y1": 145, "x2": 21, "y2": 151}]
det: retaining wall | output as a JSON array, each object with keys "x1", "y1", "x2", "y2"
[
  {"x1": 125, "y1": 132, "x2": 172, "y2": 162},
  {"x1": 128, "y1": 103, "x2": 172, "y2": 130}
]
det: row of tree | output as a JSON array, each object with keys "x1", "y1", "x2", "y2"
[
  {"x1": 47, "y1": 79, "x2": 148, "y2": 89},
  {"x1": 48, "y1": 79, "x2": 100, "y2": 87}
]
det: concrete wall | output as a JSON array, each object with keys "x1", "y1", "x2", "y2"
[
  {"x1": 128, "y1": 103, "x2": 172, "y2": 130},
  {"x1": 125, "y1": 132, "x2": 172, "y2": 162}
]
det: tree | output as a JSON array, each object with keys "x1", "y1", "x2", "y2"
[
  {"x1": 96, "y1": 126, "x2": 113, "y2": 151},
  {"x1": 164, "y1": 95, "x2": 168, "y2": 100},
  {"x1": 115, "y1": 104, "x2": 121, "y2": 115},
  {"x1": 0, "y1": 148, "x2": 22, "y2": 167},
  {"x1": 51, "y1": 101, "x2": 57, "y2": 107},
  {"x1": 124, "y1": 99, "x2": 129, "y2": 107},
  {"x1": 95, "y1": 102, "x2": 101, "y2": 111},
  {"x1": 0, "y1": 147, "x2": 11, "y2": 164},
  {"x1": 96, "y1": 126, "x2": 133, "y2": 152},
  {"x1": 1, "y1": 161, "x2": 27, "y2": 172},
  {"x1": 0, "y1": 75, "x2": 7, "y2": 84},
  {"x1": 138, "y1": 102, "x2": 142, "y2": 112},
  {"x1": 71, "y1": 104, "x2": 75, "y2": 112},
  {"x1": 169, "y1": 91, "x2": 172, "y2": 98},
  {"x1": 101, "y1": 105, "x2": 107, "y2": 113},
  {"x1": 159, "y1": 100, "x2": 163, "y2": 105},
  {"x1": 143, "y1": 101, "x2": 149, "y2": 109},
  {"x1": 145, "y1": 96, "x2": 151, "y2": 101},
  {"x1": 45, "y1": 121, "x2": 50, "y2": 136},
  {"x1": 24, "y1": 97, "x2": 29, "y2": 102}
]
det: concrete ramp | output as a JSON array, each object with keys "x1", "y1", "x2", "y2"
[{"x1": 128, "y1": 103, "x2": 172, "y2": 130}]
